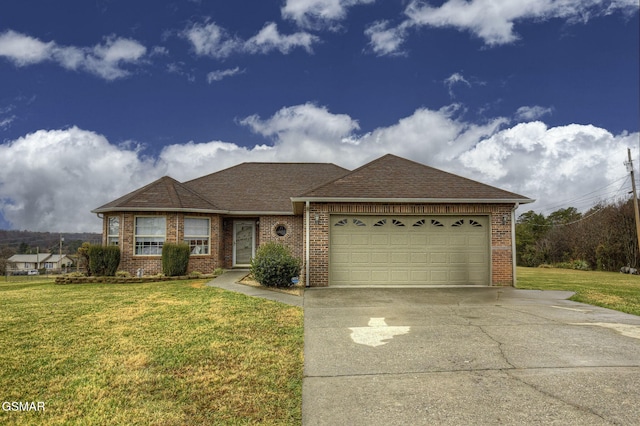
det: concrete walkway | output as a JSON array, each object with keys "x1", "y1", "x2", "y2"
[{"x1": 206, "y1": 269, "x2": 303, "y2": 307}]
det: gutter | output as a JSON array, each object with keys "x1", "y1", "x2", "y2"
[
  {"x1": 305, "y1": 201, "x2": 310, "y2": 288},
  {"x1": 512, "y1": 202, "x2": 519, "y2": 286},
  {"x1": 291, "y1": 197, "x2": 535, "y2": 204},
  {"x1": 91, "y1": 207, "x2": 296, "y2": 216}
]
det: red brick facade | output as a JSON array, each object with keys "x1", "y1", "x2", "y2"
[
  {"x1": 102, "y1": 202, "x2": 515, "y2": 286},
  {"x1": 102, "y1": 202, "x2": 516, "y2": 286},
  {"x1": 103, "y1": 212, "x2": 304, "y2": 275}
]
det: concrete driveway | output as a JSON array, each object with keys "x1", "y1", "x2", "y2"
[{"x1": 303, "y1": 287, "x2": 640, "y2": 425}]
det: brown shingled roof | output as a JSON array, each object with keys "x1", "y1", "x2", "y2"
[
  {"x1": 93, "y1": 176, "x2": 221, "y2": 212},
  {"x1": 183, "y1": 162, "x2": 350, "y2": 213},
  {"x1": 295, "y1": 154, "x2": 532, "y2": 202},
  {"x1": 93, "y1": 155, "x2": 532, "y2": 215}
]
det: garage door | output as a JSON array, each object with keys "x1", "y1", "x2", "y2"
[{"x1": 330, "y1": 215, "x2": 490, "y2": 286}]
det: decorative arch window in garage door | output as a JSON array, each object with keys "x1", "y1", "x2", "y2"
[{"x1": 330, "y1": 216, "x2": 490, "y2": 286}]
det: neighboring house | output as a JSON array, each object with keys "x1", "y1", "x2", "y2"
[
  {"x1": 7, "y1": 253, "x2": 73, "y2": 273},
  {"x1": 92, "y1": 154, "x2": 533, "y2": 286}
]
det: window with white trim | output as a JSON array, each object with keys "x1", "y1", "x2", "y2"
[
  {"x1": 108, "y1": 216, "x2": 119, "y2": 245},
  {"x1": 184, "y1": 218, "x2": 210, "y2": 255},
  {"x1": 135, "y1": 216, "x2": 166, "y2": 255}
]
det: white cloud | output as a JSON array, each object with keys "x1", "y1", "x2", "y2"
[
  {"x1": 459, "y1": 122, "x2": 636, "y2": 211},
  {"x1": 0, "y1": 127, "x2": 158, "y2": 232},
  {"x1": 207, "y1": 66, "x2": 244, "y2": 83},
  {"x1": 282, "y1": 0, "x2": 376, "y2": 30},
  {"x1": 1, "y1": 104, "x2": 637, "y2": 231},
  {"x1": 364, "y1": 21, "x2": 409, "y2": 56},
  {"x1": 245, "y1": 22, "x2": 319, "y2": 54},
  {"x1": 367, "y1": 0, "x2": 639, "y2": 55},
  {"x1": 0, "y1": 30, "x2": 147, "y2": 80},
  {"x1": 181, "y1": 22, "x2": 241, "y2": 59},
  {"x1": 515, "y1": 105, "x2": 553, "y2": 122},
  {"x1": 444, "y1": 72, "x2": 471, "y2": 98},
  {"x1": 182, "y1": 21, "x2": 319, "y2": 59},
  {"x1": 0, "y1": 30, "x2": 54, "y2": 65}
]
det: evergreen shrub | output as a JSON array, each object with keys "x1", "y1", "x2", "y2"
[
  {"x1": 162, "y1": 243, "x2": 191, "y2": 276},
  {"x1": 250, "y1": 242, "x2": 301, "y2": 287},
  {"x1": 87, "y1": 245, "x2": 121, "y2": 276}
]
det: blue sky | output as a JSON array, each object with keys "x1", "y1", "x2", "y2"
[{"x1": 0, "y1": 0, "x2": 638, "y2": 232}]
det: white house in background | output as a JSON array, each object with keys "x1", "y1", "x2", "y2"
[{"x1": 7, "y1": 253, "x2": 74, "y2": 273}]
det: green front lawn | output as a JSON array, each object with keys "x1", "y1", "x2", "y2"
[
  {"x1": 517, "y1": 266, "x2": 640, "y2": 316},
  {"x1": 0, "y1": 278, "x2": 303, "y2": 425}
]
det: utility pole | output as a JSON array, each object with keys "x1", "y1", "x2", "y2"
[{"x1": 626, "y1": 148, "x2": 640, "y2": 257}]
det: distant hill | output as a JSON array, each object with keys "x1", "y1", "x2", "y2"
[{"x1": 0, "y1": 230, "x2": 102, "y2": 256}]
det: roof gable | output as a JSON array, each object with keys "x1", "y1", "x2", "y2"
[
  {"x1": 93, "y1": 176, "x2": 221, "y2": 212},
  {"x1": 297, "y1": 154, "x2": 532, "y2": 202}
]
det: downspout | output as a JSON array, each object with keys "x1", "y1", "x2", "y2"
[
  {"x1": 305, "y1": 201, "x2": 310, "y2": 288},
  {"x1": 511, "y1": 203, "x2": 519, "y2": 286}
]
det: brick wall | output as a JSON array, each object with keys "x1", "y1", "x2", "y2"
[
  {"x1": 305, "y1": 203, "x2": 516, "y2": 287},
  {"x1": 103, "y1": 202, "x2": 517, "y2": 285},
  {"x1": 104, "y1": 212, "x2": 222, "y2": 275}
]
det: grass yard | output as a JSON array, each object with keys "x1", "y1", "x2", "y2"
[
  {"x1": 0, "y1": 277, "x2": 303, "y2": 425},
  {"x1": 517, "y1": 266, "x2": 640, "y2": 316}
]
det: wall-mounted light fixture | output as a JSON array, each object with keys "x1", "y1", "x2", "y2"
[
  {"x1": 314, "y1": 214, "x2": 319, "y2": 225},
  {"x1": 502, "y1": 215, "x2": 509, "y2": 225}
]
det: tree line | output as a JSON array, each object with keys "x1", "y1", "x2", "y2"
[{"x1": 516, "y1": 199, "x2": 638, "y2": 271}]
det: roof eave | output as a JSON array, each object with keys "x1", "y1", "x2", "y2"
[
  {"x1": 291, "y1": 197, "x2": 535, "y2": 214},
  {"x1": 91, "y1": 207, "x2": 296, "y2": 216},
  {"x1": 291, "y1": 197, "x2": 535, "y2": 204},
  {"x1": 91, "y1": 207, "x2": 228, "y2": 214}
]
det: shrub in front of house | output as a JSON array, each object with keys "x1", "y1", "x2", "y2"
[
  {"x1": 162, "y1": 243, "x2": 191, "y2": 276},
  {"x1": 87, "y1": 245, "x2": 121, "y2": 276},
  {"x1": 250, "y1": 242, "x2": 301, "y2": 287}
]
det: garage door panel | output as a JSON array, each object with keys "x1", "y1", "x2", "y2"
[
  {"x1": 371, "y1": 235, "x2": 389, "y2": 245},
  {"x1": 332, "y1": 234, "x2": 350, "y2": 246},
  {"x1": 390, "y1": 252, "x2": 410, "y2": 263},
  {"x1": 391, "y1": 270, "x2": 409, "y2": 282},
  {"x1": 351, "y1": 235, "x2": 370, "y2": 245},
  {"x1": 371, "y1": 270, "x2": 390, "y2": 282},
  {"x1": 330, "y1": 215, "x2": 489, "y2": 286},
  {"x1": 350, "y1": 252, "x2": 370, "y2": 264},
  {"x1": 430, "y1": 253, "x2": 448, "y2": 264},
  {"x1": 450, "y1": 235, "x2": 468, "y2": 246},
  {"x1": 371, "y1": 252, "x2": 389, "y2": 263},
  {"x1": 410, "y1": 234, "x2": 428, "y2": 245},
  {"x1": 429, "y1": 236, "x2": 448, "y2": 245},
  {"x1": 390, "y1": 234, "x2": 408, "y2": 245},
  {"x1": 468, "y1": 235, "x2": 486, "y2": 247}
]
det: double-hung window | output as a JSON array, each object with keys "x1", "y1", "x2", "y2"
[
  {"x1": 135, "y1": 216, "x2": 166, "y2": 255},
  {"x1": 108, "y1": 216, "x2": 119, "y2": 245},
  {"x1": 184, "y1": 218, "x2": 210, "y2": 255}
]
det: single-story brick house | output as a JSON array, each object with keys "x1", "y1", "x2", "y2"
[{"x1": 92, "y1": 154, "x2": 533, "y2": 286}]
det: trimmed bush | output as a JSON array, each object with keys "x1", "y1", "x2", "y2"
[
  {"x1": 250, "y1": 242, "x2": 301, "y2": 287},
  {"x1": 162, "y1": 243, "x2": 191, "y2": 276},
  {"x1": 87, "y1": 245, "x2": 121, "y2": 277}
]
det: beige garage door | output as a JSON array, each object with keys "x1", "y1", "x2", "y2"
[{"x1": 330, "y1": 215, "x2": 490, "y2": 286}]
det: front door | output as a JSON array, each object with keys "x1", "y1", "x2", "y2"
[{"x1": 233, "y1": 221, "x2": 255, "y2": 267}]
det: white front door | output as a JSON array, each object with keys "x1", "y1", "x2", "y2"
[{"x1": 233, "y1": 221, "x2": 255, "y2": 267}]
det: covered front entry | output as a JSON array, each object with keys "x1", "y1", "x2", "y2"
[
  {"x1": 233, "y1": 220, "x2": 255, "y2": 267},
  {"x1": 329, "y1": 215, "x2": 490, "y2": 286}
]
